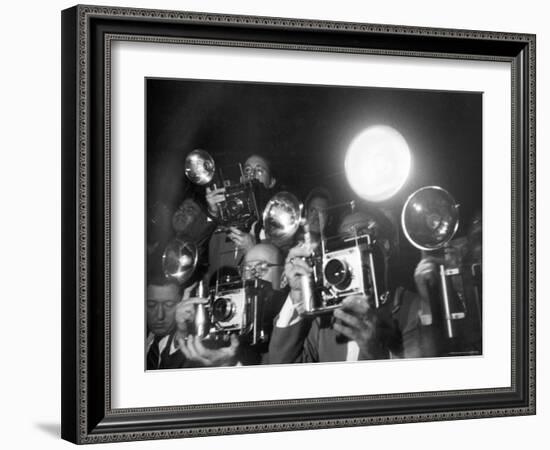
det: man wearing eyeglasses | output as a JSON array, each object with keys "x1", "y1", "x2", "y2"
[
  {"x1": 205, "y1": 154, "x2": 279, "y2": 253},
  {"x1": 175, "y1": 242, "x2": 286, "y2": 366},
  {"x1": 241, "y1": 242, "x2": 284, "y2": 291},
  {"x1": 206, "y1": 155, "x2": 278, "y2": 212}
]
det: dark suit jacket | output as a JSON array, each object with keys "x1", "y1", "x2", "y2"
[{"x1": 147, "y1": 333, "x2": 204, "y2": 370}]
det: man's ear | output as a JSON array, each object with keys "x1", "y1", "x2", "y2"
[{"x1": 269, "y1": 177, "x2": 277, "y2": 189}]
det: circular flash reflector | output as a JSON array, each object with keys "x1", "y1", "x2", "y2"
[{"x1": 345, "y1": 125, "x2": 411, "y2": 202}]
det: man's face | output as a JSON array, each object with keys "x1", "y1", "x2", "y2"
[
  {"x1": 147, "y1": 284, "x2": 180, "y2": 336},
  {"x1": 242, "y1": 244, "x2": 283, "y2": 290},
  {"x1": 172, "y1": 199, "x2": 205, "y2": 236},
  {"x1": 307, "y1": 196, "x2": 329, "y2": 234},
  {"x1": 243, "y1": 155, "x2": 273, "y2": 188}
]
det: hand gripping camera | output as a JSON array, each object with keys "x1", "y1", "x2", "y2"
[
  {"x1": 262, "y1": 195, "x2": 390, "y2": 316},
  {"x1": 301, "y1": 203, "x2": 391, "y2": 315},
  {"x1": 184, "y1": 149, "x2": 261, "y2": 231},
  {"x1": 401, "y1": 186, "x2": 482, "y2": 354},
  {"x1": 217, "y1": 178, "x2": 261, "y2": 230}
]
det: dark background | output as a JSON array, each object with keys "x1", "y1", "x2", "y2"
[{"x1": 146, "y1": 78, "x2": 482, "y2": 289}]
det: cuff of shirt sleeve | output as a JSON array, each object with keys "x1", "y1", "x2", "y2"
[{"x1": 275, "y1": 295, "x2": 302, "y2": 328}]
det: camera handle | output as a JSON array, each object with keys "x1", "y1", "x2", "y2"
[
  {"x1": 250, "y1": 279, "x2": 261, "y2": 346},
  {"x1": 299, "y1": 218, "x2": 331, "y2": 315},
  {"x1": 365, "y1": 233, "x2": 381, "y2": 309},
  {"x1": 194, "y1": 303, "x2": 209, "y2": 339},
  {"x1": 192, "y1": 281, "x2": 210, "y2": 338}
]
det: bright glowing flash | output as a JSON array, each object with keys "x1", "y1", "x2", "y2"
[{"x1": 344, "y1": 125, "x2": 411, "y2": 202}]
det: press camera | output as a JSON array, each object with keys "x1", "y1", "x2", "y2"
[
  {"x1": 302, "y1": 204, "x2": 391, "y2": 315},
  {"x1": 184, "y1": 149, "x2": 261, "y2": 231},
  {"x1": 190, "y1": 276, "x2": 275, "y2": 346},
  {"x1": 262, "y1": 195, "x2": 390, "y2": 316},
  {"x1": 217, "y1": 178, "x2": 261, "y2": 230}
]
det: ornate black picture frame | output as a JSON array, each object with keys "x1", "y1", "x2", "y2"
[{"x1": 61, "y1": 4, "x2": 536, "y2": 444}]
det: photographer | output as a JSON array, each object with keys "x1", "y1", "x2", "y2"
[
  {"x1": 147, "y1": 191, "x2": 215, "y2": 281},
  {"x1": 146, "y1": 275, "x2": 185, "y2": 370},
  {"x1": 266, "y1": 207, "x2": 436, "y2": 364},
  {"x1": 266, "y1": 243, "x2": 400, "y2": 363},
  {"x1": 205, "y1": 154, "x2": 287, "y2": 284},
  {"x1": 172, "y1": 196, "x2": 210, "y2": 240},
  {"x1": 176, "y1": 242, "x2": 286, "y2": 367},
  {"x1": 205, "y1": 154, "x2": 279, "y2": 253},
  {"x1": 146, "y1": 272, "x2": 241, "y2": 369},
  {"x1": 411, "y1": 212, "x2": 483, "y2": 356}
]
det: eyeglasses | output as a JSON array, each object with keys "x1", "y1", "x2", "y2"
[
  {"x1": 240, "y1": 261, "x2": 283, "y2": 280},
  {"x1": 243, "y1": 165, "x2": 267, "y2": 179}
]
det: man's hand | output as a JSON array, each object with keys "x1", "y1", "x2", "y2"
[
  {"x1": 228, "y1": 227, "x2": 256, "y2": 252},
  {"x1": 414, "y1": 256, "x2": 443, "y2": 300},
  {"x1": 174, "y1": 297, "x2": 207, "y2": 336},
  {"x1": 332, "y1": 294, "x2": 380, "y2": 358},
  {"x1": 205, "y1": 186, "x2": 226, "y2": 217},
  {"x1": 284, "y1": 243, "x2": 314, "y2": 306},
  {"x1": 177, "y1": 334, "x2": 239, "y2": 367},
  {"x1": 182, "y1": 281, "x2": 198, "y2": 300}
]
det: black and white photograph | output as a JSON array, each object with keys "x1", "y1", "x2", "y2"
[{"x1": 145, "y1": 78, "x2": 483, "y2": 370}]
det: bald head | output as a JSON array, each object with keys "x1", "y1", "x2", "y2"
[
  {"x1": 338, "y1": 211, "x2": 372, "y2": 236},
  {"x1": 243, "y1": 243, "x2": 283, "y2": 290}
]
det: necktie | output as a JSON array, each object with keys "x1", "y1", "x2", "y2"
[{"x1": 147, "y1": 334, "x2": 163, "y2": 369}]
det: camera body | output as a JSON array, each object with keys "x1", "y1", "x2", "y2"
[
  {"x1": 322, "y1": 243, "x2": 367, "y2": 301},
  {"x1": 210, "y1": 276, "x2": 247, "y2": 335},
  {"x1": 302, "y1": 233, "x2": 383, "y2": 315},
  {"x1": 193, "y1": 277, "x2": 273, "y2": 346},
  {"x1": 218, "y1": 179, "x2": 260, "y2": 230},
  {"x1": 182, "y1": 149, "x2": 261, "y2": 230}
]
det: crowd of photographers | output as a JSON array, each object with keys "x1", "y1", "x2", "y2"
[{"x1": 146, "y1": 154, "x2": 448, "y2": 370}]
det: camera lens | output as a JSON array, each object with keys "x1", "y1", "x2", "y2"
[
  {"x1": 212, "y1": 297, "x2": 235, "y2": 322},
  {"x1": 324, "y1": 258, "x2": 351, "y2": 290},
  {"x1": 226, "y1": 197, "x2": 244, "y2": 216}
]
